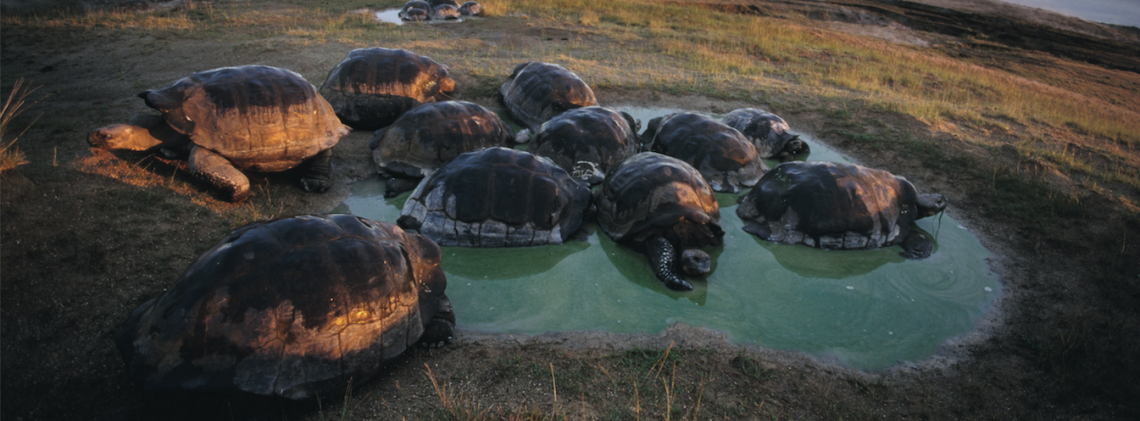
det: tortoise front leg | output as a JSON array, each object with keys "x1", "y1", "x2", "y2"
[
  {"x1": 189, "y1": 146, "x2": 250, "y2": 202},
  {"x1": 646, "y1": 236, "x2": 693, "y2": 291},
  {"x1": 418, "y1": 294, "x2": 455, "y2": 348},
  {"x1": 298, "y1": 149, "x2": 333, "y2": 193}
]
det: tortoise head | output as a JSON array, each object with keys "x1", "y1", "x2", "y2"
[
  {"x1": 679, "y1": 249, "x2": 712, "y2": 277},
  {"x1": 916, "y1": 193, "x2": 948, "y2": 218}
]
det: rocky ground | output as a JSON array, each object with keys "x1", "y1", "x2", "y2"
[{"x1": 1, "y1": 0, "x2": 1138, "y2": 420}]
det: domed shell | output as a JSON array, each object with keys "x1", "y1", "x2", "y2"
[
  {"x1": 114, "y1": 214, "x2": 448, "y2": 399},
  {"x1": 722, "y1": 108, "x2": 807, "y2": 160},
  {"x1": 399, "y1": 1, "x2": 432, "y2": 20},
  {"x1": 499, "y1": 62, "x2": 597, "y2": 132},
  {"x1": 139, "y1": 65, "x2": 347, "y2": 173},
  {"x1": 736, "y1": 161, "x2": 921, "y2": 249},
  {"x1": 432, "y1": 3, "x2": 460, "y2": 19},
  {"x1": 643, "y1": 112, "x2": 767, "y2": 194},
  {"x1": 459, "y1": 1, "x2": 481, "y2": 15},
  {"x1": 526, "y1": 106, "x2": 640, "y2": 185},
  {"x1": 594, "y1": 152, "x2": 724, "y2": 249},
  {"x1": 371, "y1": 101, "x2": 516, "y2": 178},
  {"x1": 398, "y1": 147, "x2": 592, "y2": 247},
  {"x1": 319, "y1": 48, "x2": 456, "y2": 129}
]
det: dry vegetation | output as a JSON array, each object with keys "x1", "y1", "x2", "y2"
[{"x1": 1, "y1": 0, "x2": 1138, "y2": 420}]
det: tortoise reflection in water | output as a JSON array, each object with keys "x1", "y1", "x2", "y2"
[{"x1": 114, "y1": 214, "x2": 453, "y2": 399}]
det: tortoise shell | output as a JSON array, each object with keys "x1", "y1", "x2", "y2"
[
  {"x1": 399, "y1": 1, "x2": 432, "y2": 20},
  {"x1": 114, "y1": 214, "x2": 449, "y2": 399},
  {"x1": 736, "y1": 161, "x2": 927, "y2": 250},
  {"x1": 642, "y1": 112, "x2": 767, "y2": 194},
  {"x1": 398, "y1": 147, "x2": 592, "y2": 247},
  {"x1": 459, "y1": 1, "x2": 481, "y2": 15},
  {"x1": 499, "y1": 62, "x2": 597, "y2": 132},
  {"x1": 139, "y1": 65, "x2": 347, "y2": 173},
  {"x1": 722, "y1": 108, "x2": 807, "y2": 160},
  {"x1": 594, "y1": 152, "x2": 724, "y2": 250},
  {"x1": 319, "y1": 48, "x2": 456, "y2": 129},
  {"x1": 526, "y1": 106, "x2": 640, "y2": 185},
  {"x1": 371, "y1": 101, "x2": 516, "y2": 178}
]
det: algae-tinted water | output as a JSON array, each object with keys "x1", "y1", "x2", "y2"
[{"x1": 333, "y1": 107, "x2": 1001, "y2": 370}]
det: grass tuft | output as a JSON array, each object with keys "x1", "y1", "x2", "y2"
[{"x1": 1, "y1": 79, "x2": 40, "y2": 176}]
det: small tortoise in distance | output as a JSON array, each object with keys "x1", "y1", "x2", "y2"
[
  {"x1": 88, "y1": 65, "x2": 349, "y2": 202},
  {"x1": 736, "y1": 161, "x2": 948, "y2": 258},
  {"x1": 114, "y1": 214, "x2": 454, "y2": 399}
]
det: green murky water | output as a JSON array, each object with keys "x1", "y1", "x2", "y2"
[{"x1": 333, "y1": 107, "x2": 1001, "y2": 370}]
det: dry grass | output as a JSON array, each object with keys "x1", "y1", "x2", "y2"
[{"x1": 0, "y1": 79, "x2": 39, "y2": 176}]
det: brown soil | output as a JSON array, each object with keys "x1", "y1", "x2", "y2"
[{"x1": 2, "y1": 1, "x2": 1138, "y2": 420}]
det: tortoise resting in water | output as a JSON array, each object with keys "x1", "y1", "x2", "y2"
[
  {"x1": 319, "y1": 48, "x2": 456, "y2": 130},
  {"x1": 499, "y1": 61, "x2": 598, "y2": 133},
  {"x1": 114, "y1": 214, "x2": 454, "y2": 400},
  {"x1": 642, "y1": 112, "x2": 767, "y2": 194},
  {"x1": 594, "y1": 152, "x2": 725, "y2": 291},
  {"x1": 721, "y1": 108, "x2": 808, "y2": 162},
  {"x1": 369, "y1": 100, "x2": 516, "y2": 197},
  {"x1": 399, "y1": 1, "x2": 432, "y2": 20},
  {"x1": 736, "y1": 161, "x2": 948, "y2": 258},
  {"x1": 521, "y1": 105, "x2": 640, "y2": 186},
  {"x1": 398, "y1": 146, "x2": 592, "y2": 247},
  {"x1": 88, "y1": 65, "x2": 349, "y2": 202}
]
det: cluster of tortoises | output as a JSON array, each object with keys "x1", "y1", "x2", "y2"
[
  {"x1": 398, "y1": 0, "x2": 482, "y2": 21},
  {"x1": 93, "y1": 45, "x2": 947, "y2": 399}
]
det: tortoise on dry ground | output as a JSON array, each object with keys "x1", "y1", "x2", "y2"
[
  {"x1": 642, "y1": 112, "x2": 767, "y2": 194},
  {"x1": 499, "y1": 61, "x2": 597, "y2": 133},
  {"x1": 521, "y1": 105, "x2": 640, "y2": 185},
  {"x1": 319, "y1": 47, "x2": 456, "y2": 130},
  {"x1": 722, "y1": 108, "x2": 808, "y2": 161},
  {"x1": 114, "y1": 214, "x2": 454, "y2": 400},
  {"x1": 594, "y1": 152, "x2": 725, "y2": 291},
  {"x1": 87, "y1": 65, "x2": 349, "y2": 202},
  {"x1": 369, "y1": 100, "x2": 516, "y2": 197},
  {"x1": 398, "y1": 146, "x2": 592, "y2": 247},
  {"x1": 736, "y1": 161, "x2": 948, "y2": 258}
]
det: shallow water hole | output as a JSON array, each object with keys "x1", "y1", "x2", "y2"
[{"x1": 332, "y1": 106, "x2": 1002, "y2": 370}]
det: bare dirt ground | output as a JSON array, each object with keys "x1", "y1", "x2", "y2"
[{"x1": 2, "y1": 0, "x2": 1138, "y2": 420}]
